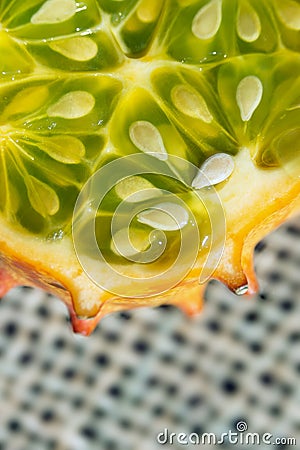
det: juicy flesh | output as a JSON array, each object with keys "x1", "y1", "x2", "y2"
[{"x1": 0, "y1": 0, "x2": 299, "y2": 334}]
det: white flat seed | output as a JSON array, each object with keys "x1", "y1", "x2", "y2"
[
  {"x1": 192, "y1": 153, "x2": 235, "y2": 189},
  {"x1": 129, "y1": 121, "x2": 168, "y2": 161},
  {"x1": 192, "y1": 0, "x2": 222, "y2": 40},
  {"x1": 27, "y1": 176, "x2": 59, "y2": 217},
  {"x1": 31, "y1": 0, "x2": 77, "y2": 24},
  {"x1": 47, "y1": 91, "x2": 95, "y2": 119},
  {"x1": 171, "y1": 85, "x2": 213, "y2": 123},
  {"x1": 276, "y1": 0, "x2": 300, "y2": 30},
  {"x1": 111, "y1": 229, "x2": 148, "y2": 258},
  {"x1": 237, "y1": 3, "x2": 261, "y2": 42},
  {"x1": 38, "y1": 135, "x2": 85, "y2": 164},
  {"x1": 49, "y1": 37, "x2": 98, "y2": 62},
  {"x1": 236, "y1": 76, "x2": 263, "y2": 122},
  {"x1": 137, "y1": 0, "x2": 160, "y2": 23},
  {"x1": 3, "y1": 86, "x2": 49, "y2": 118},
  {"x1": 115, "y1": 176, "x2": 162, "y2": 203},
  {"x1": 137, "y1": 202, "x2": 189, "y2": 231}
]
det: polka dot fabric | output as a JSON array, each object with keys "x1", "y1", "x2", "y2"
[{"x1": 0, "y1": 217, "x2": 299, "y2": 450}]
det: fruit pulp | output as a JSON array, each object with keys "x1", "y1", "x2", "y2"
[{"x1": 0, "y1": 0, "x2": 299, "y2": 334}]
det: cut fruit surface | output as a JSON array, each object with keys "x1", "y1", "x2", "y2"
[{"x1": 0, "y1": 0, "x2": 299, "y2": 334}]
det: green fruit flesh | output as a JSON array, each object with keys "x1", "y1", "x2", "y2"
[{"x1": 0, "y1": 0, "x2": 299, "y2": 252}]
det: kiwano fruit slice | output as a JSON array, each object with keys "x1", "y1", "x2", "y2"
[{"x1": 0, "y1": 0, "x2": 299, "y2": 335}]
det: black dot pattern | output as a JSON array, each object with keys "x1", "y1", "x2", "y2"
[{"x1": 0, "y1": 218, "x2": 298, "y2": 449}]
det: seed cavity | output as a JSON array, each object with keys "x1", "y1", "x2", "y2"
[
  {"x1": 171, "y1": 84, "x2": 213, "y2": 123},
  {"x1": 37, "y1": 135, "x2": 85, "y2": 164},
  {"x1": 273, "y1": 128, "x2": 300, "y2": 172},
  {"x1": 47, "y1": 91, "x2": 95, "y2": 119},
  {"x1": 115, "y1": 176, "x2": 162, "y2": 203},
  {"x1": 129, "y1": 121, "x2": 168, "y2": 161},
  {"x1": 31, "y1": 0, "x2": 77, "y2": 24},
  {"x1": 49, "y1": 37, "x2": 98, "y2": 62},
  {"x1": 26, "y1": 176, "x2": 59, "y2": 217},
  {"x1": 192, "y1": 0, "x2": 222, "y2": 40},
  {"x1": 192, "y1": 153, "x2": 235, "y2": 189},
  {"x1": 3, "y1": 86, "x2": 49, "y2": 118},
  {"x1": 275, "y1": 128, "x2": 300, "y2": 152},
  {"x1": 276, "y1": 0, "x2": 300, "y2": 30},
  {"x1": 137, "y1": 202, "x2": 189, "y2": 231},
  {"x1": 237, "y1": 3, "x2": 261, "y2": 42},
  {"x1": 236, "y1": 76, "x2": 263, "y2": 122}
]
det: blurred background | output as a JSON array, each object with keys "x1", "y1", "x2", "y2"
[{"x1": 0, "y1": 216, "x2": 299, "y2": 450}]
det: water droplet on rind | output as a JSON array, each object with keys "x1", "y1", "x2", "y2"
[{"x1": 235, "y1": 285, "x2": 249, "y2": 296}]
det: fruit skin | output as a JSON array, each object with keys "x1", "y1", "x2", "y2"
[{"x1": 0, "y1": 0, "x2": 300, "y2": 334}]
